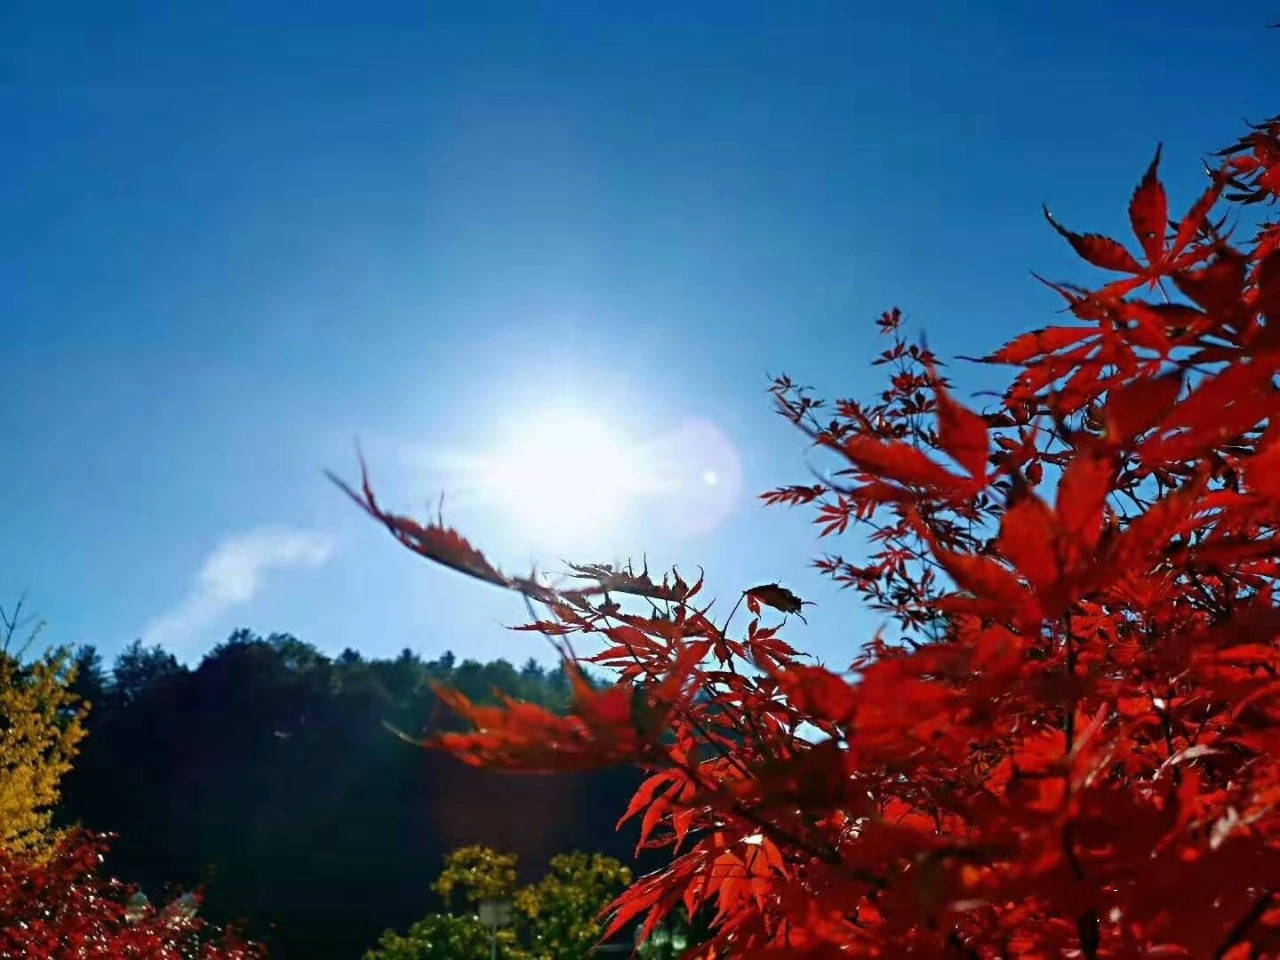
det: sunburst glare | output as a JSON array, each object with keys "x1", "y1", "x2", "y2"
[
  {"x1": 409, "y1": 408, "x2": 743, "y2": 550},
  {"x1": 474, "y1": 409, "x2": 654, "y2": 541}
]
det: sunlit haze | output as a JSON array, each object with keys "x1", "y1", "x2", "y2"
[{"x1": 476, "y1": 409, "x2": 651, "y2": 541}]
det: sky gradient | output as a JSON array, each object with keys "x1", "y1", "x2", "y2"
[{"x1": 2, "y1": 2, "x2": 1276, "y2": 669}]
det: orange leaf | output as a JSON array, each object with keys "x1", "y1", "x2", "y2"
[
  {"x1": 936, "y1": 388, "x2": 989, "y2": 480},
  {"x1": 1104, "y1": 372, "x2": 1184, "y2": 448},
  {"x1": 1129, "y1": 145, "x2": 1169, "y2": 265},
  {"x1": 1055, "y1": 443, "x2": 1116, "y2": 556},
  {"x1": 835, "y1": 435, "x2": 968, "y2": 492},
  {"x1": 770, "y1": 664, "x2": 857, "y2": 728},
  {"x1": 984, "y1": 325, "x2": 1096, "y2": 365},
  {"x1": 933, "y1": 546, "x2": 1043, "y2": 626},
  {"x1": 328, "y1": 460, "x2": 510, "y2": 588},
  {"x1": 1044, "y1": 206, "x2": 1143, "y2": 274},
  {"x1": 998, "y1": 492, "x2": 1060, "y2": 593}
]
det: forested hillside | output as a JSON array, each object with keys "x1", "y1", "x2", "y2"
[{"x1": 59, "y1": 632, "x2": 651, "y2": 960}]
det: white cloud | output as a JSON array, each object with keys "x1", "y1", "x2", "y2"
[{"x1": 142, "y1": 528, "x2": 334, "y2": 651}]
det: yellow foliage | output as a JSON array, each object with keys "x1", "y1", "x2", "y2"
[
  {"x1": 514, "y1": 852, "x2": 631, "y2": 960},
  {"x1": 368, "y1": 845, "x2": 632, "y2": 960},
  {"x1": 432, "y1": 844, "x2": 519, "y2": 905},
  {"x1": 0, "y1": 615, "x2": 87, "y2": 855}
]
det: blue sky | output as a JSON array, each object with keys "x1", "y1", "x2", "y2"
[{"x1": 1, "y1": 2, "x2": 1275, "y2": 670}]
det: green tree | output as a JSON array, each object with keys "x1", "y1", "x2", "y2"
[{"x1": 110, "y1": 639, "x2": 182, "y2": 705}]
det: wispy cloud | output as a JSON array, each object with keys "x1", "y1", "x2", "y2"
[{"x1": 142, "y1": 528, "x2": 334, "y2": 652}]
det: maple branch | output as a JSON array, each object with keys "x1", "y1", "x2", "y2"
[
  {"x1": 1058, "y1": 610, "x2": 1103, "y2": 960},
  {"x1": 596, "y1": 605, "x2": 758, "y2": 782},
  {"x1": 1214, "y1": 890, "x2": 1274, "y2": 959},
  {"x1": 658, "y1": 743, "x2": 869, "y2": 881},
  {"x1": 819, "y1": 490, "x2": 948, "y2": 576},
  {"x1": 1075, "y1": 909, "x2": 1101, "y2": 960},
  {"x1": 947, "y1": 929, "x2": 982, "y2": 960},
  {"x1": 708, "y1": 591, "x2": 778, "y2": 763}
]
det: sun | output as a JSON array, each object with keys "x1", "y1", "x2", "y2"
[
  {"x1": 416, "y1": 407, "x2": 743, "y2": 547},
  {"x1": 474, "y1": 409, "x2": 648, "y2": 543}
]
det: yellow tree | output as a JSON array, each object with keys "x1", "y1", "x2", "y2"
[
  {"x1": 514, "y1": 852, "x2": 632, "y2": 960},
  {"x1": 366, "y1": 846, "x2": 631, "y2": 960},
  {"x1": 432, "y1": 844, "x2": 519, "y2": 906},
  {"x1": 0, "y1": 599, "x2": 87, "y2": 855}
]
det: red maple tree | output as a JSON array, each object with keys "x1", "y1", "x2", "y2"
[
  {"x1": 336, "y1": 104, "x2": 1280, "y2": 957},
  {"x1": 0, "y1": 831, "x2": 264, "y2": 960}
]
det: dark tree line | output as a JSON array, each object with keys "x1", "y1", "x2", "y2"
[{"x1": 59, "y1": 632, "x2": 652, "y2": 960}]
